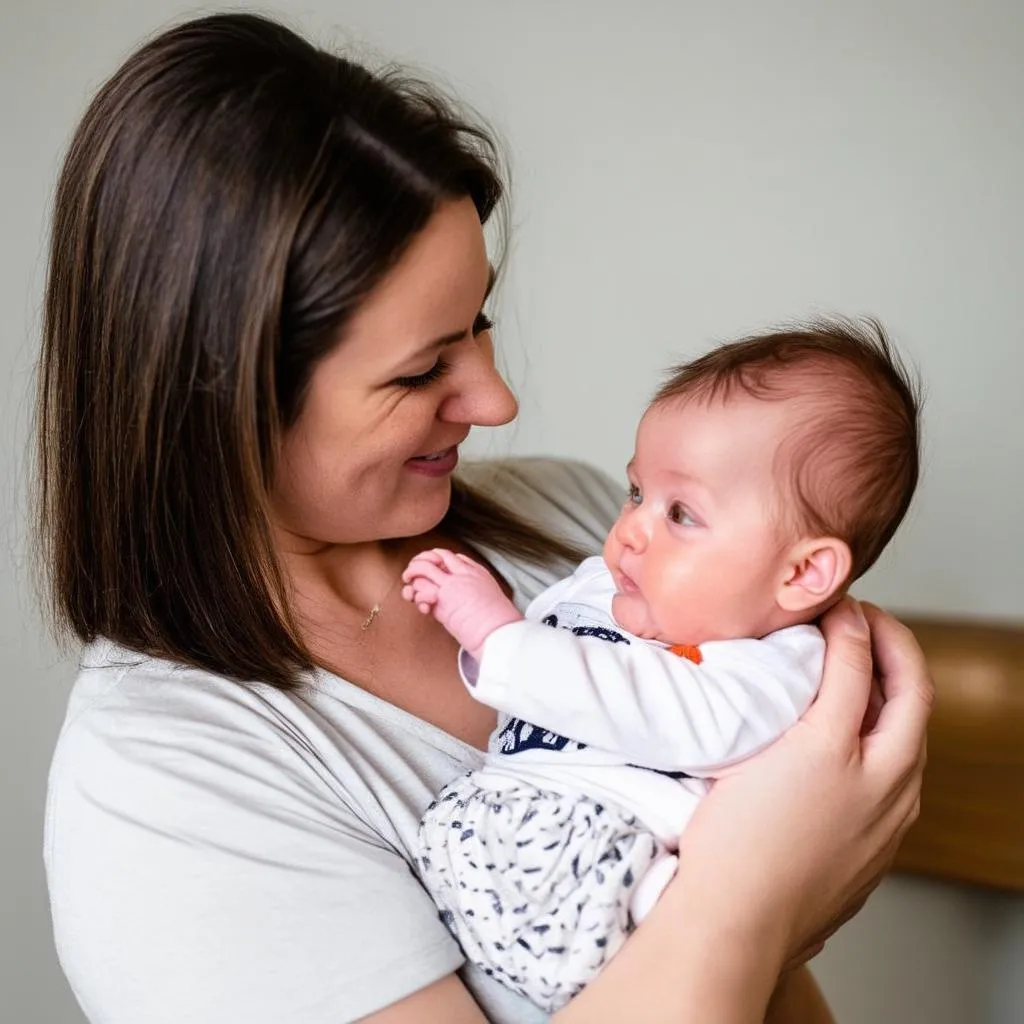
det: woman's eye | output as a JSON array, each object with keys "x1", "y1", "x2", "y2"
[
  {"x1": 393, "y1": 358, "x2": 450, "y2": 390},
  {"x1": 473, "y1": 312, "x2": 494, "y2": 335},
  {"x1": 627, "y1": 484, "x2": 642, "y2": 505},
  {"x1": 668, "y1": 502, "x2": 698, "y2": 526}
]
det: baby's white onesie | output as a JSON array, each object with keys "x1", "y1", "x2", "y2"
[{"x1": 417, "y1": 556, "x2": 824, "y2": 1011}]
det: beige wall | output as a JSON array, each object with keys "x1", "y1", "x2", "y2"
[{"x1": 2, "y1": 2, "x2": 1022, "y2": 1021}]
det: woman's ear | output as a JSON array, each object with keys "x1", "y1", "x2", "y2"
[{"x1": 777, "y1": 537, "x2": 853, "y2": 613}]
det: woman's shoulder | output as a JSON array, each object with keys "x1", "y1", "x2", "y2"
[
  {"x1": 52, "y1": 641, "x2": 457, "y2": 809},
  {"x1": 459, "y1": 456, "x2": 624, "y2": 549},
  {"x1": 49, "y1": 644, "x2": 346, "y2": 823},
  {"x1": 58, "y1": 640, "x2": 305, "y2": 750},
  {"x1": 44, "y1": 644, "x2": 472, "y2": 1023},
  {"x1": 49, "y1": 642, "x2": 476, "y2": 851}
]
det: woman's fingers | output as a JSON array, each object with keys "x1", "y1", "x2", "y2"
[
  {"x1": 668, "y1": 599, "x2": 934, "y2": 973},
  {"x1": 860, "y1": 604, "x2": 935, "y2": 758},
  {"x1": 804, "y1": 597, "x2": 874, "y2": 746}
]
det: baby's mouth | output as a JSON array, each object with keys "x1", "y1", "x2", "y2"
[{"x1": 618, "y1": 571, "x2": 640, "y2": 594}]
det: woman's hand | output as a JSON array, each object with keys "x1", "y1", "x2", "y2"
[
  {"x1": 545, "y1": 597, "x2": 933, "y2": 1024},
  {"x1": 668, "y1": 597, "x2": 933, "y2": 974}
]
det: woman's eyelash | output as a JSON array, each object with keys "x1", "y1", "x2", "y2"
[
  {"x1": 394, "y1": 358, "x2": 450, "y2": 390},
  {"x1": 394, "y1": 314, "x2": 491, "y2": 389}
]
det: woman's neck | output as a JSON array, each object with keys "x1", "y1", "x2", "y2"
[
  {"x1": 276, "y1": 528, "x2": 436, "y2": 629},
  {"x1": 272, "y1": 525, "x2": 501, "y2": 748}
]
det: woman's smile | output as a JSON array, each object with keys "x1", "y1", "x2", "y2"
[{"x1": 406, "y1": 444, "x2": 461, "y2": 476}]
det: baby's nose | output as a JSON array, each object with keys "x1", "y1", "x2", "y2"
[{"x1": 614, "y1": 507, "x2": 649, "y2": 552}]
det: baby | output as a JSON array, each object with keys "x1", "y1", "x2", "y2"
[{"x1": 402, "y1": 318, "x2": 921, "y2": 1011}]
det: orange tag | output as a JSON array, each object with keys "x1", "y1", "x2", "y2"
[{"x1": 668, "y1": 643, "x2": 703, "y2": 664}]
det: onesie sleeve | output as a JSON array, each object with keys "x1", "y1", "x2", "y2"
[{"x1": 464, "y1": 623, "x2": 826, "y2": 774}]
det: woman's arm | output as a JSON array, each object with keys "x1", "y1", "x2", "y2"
[
  {"x1": 358, "y1": 975, "x2": 488, "y2": 1023},
  {"x1": 359, "y1": 963, "x2": 832, "y2": 1024},
  {"x1": 765, "y1": 967, "x2": 834, "y2": 1024},
  {"x1": 361, "y1": 598, "x2": 932, "y2": 1023}
]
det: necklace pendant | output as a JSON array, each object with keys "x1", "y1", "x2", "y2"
[{"x1": 361, "y1": 604, "x2": 382, "y2": 631}]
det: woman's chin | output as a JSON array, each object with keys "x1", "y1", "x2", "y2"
[{"x1": 390, "y1": 484, "x2": 452, "y2": 539}]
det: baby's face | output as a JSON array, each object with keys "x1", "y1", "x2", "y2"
[{"x1": 602, "y1": 395, "x2": 799, "y2": 645}]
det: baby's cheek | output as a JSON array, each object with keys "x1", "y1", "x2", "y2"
[
  {"x1": 642, "y1": 584, "x2": 694, "y2": 643},
  {"x1": 611, "y1": 593, "x2": 650, "y2": 636},
  {"x1": 601, "y1": 533, "x2": 619, "y2": 571}
]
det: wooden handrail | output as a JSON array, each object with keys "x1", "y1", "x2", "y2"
[{"x1": 890, "y1": 616, "x2": 1024, "y2": 892}]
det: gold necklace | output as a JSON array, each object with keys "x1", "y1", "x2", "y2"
[{"x1": 359, "y1": 563, "x2": 406, "y2": 632}]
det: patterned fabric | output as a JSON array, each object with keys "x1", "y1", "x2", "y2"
[{"x1": 417, "y1": 773, "x2": 662, "y2": 1012}]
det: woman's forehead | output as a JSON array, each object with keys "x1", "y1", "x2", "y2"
[{"x1": 342, "y1": 198, "x2": 490, "y2": 352}]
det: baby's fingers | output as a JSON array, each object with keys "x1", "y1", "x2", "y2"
[
  {"x1": 432, "y1": 548, "x2": 476, "y2": 574},
  {"x1": 453, "y1": 552, "x2": 488, "y2": 575},
  {"x1": 402, "y1": 549, "x2": 454, "y2": 579},
  {"x1": 401, "y1": 578, "x2": 440, "y2": 613},
  {"x1": 402, "y1": 555, "x2": 451, "y2": 587}
]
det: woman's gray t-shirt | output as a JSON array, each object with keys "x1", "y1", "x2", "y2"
[{"x1": 44, "y1": 458, "x2": 624, "y2": 1024}]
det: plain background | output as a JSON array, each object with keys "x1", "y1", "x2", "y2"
[{"x1": 2, "y1": 1, "x2": 1022, "y2": 1021}]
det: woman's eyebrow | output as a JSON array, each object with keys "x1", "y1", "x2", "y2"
[{"x1": 409, "y1": 330, "x2": 469, "y2": 357}]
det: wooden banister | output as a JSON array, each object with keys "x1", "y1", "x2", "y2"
[{"x1": 890, "y1": 615, "x2": 1024, "y2": 892}]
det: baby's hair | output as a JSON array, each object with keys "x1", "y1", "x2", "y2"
[{"x1": 654, "y1": 318, "x2": 922, "y2": 582}]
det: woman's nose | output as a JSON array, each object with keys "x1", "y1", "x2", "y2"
[{"x1": 439, "y1": 335, "x2": 518, "y2": 427}]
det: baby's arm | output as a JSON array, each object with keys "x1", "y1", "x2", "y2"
[
  {"x1": 404, "y1": 551, "x2": 824, "y2": 774},
  {"x1": 401, "y1": 549, "x2": 523, "y2": 660},
  {"x1": 469, "y1": 620, "x2": 825, "y2": 773}
]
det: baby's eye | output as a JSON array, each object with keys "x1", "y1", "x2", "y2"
[
  {"x1": 668, "y1": 502, "x2": 698, "y2": 526},
  {"x1": 626, "y1": 483, "x2": 642, "y2": 505}
]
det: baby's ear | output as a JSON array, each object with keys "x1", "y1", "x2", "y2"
[{"x1": 776, "y1": 537, "x2": 852, "y2": 614}]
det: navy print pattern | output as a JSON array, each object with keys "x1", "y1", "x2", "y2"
[
  {"x1": 496, "y1": 717, "x2": 587, "y2": 756},
  {"x1": 417, "y1": 773, "x2": 659, "y2": 1013},
  {"x1": 493, "y1": 611, "x2": 630, "y2": 759},
  {"x1": 417, "y1": 593, "x2": 688, "y2": 1008}
]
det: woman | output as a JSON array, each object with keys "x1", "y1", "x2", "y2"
[{"x1": 38, "y1": 13, "x2": 931, "y2": 1023}]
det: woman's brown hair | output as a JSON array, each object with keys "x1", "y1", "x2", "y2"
[{"x1": 37, "y1": 12, "x2": 582, "y2": 689}]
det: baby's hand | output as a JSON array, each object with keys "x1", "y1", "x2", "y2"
[{"x1": 401, "y1": 549, "x2": 523, "y2": 660}]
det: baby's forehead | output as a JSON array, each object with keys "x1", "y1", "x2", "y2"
[
  {"x1": 640, "y1": 389, "x2": 811, "y2": 450},
  {"x1": 636, "y1": 392, "x2": 826, "y2": 508}
]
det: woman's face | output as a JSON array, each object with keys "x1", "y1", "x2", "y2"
[{"x1": 271, "y1": 198, "x2": 517, "y2": 549}]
